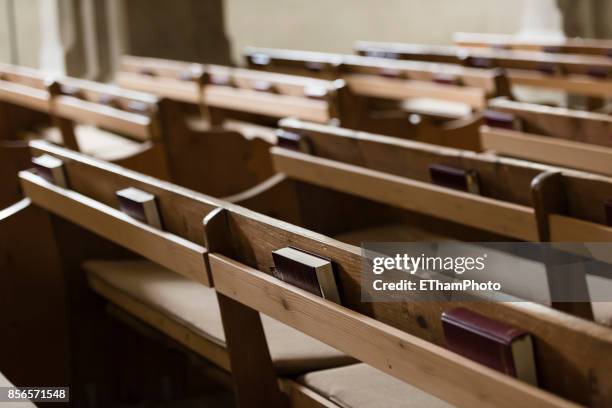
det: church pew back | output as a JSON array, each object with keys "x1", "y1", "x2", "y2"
[
  {"x1": 354, "y1": 41, "x2": 612, "y2": 99},
  {"x1": 482, "y1": 98, "x2": 612, "y2": 175},
  {"x1": 117, "y1": 56, "x2": 350, "y2": 126},
  {"x1": 244, "y1": 47, "x2": 505, "y2": 109},
  {"x1": 22, "y1": 141, "x2": 223, "y2": 284},
  {"x1": 454, "y1": 32, "x2": 612, "y2": 57},
  {"x1": 207, "y1": 203, "x2": 612, "y2": 407}
]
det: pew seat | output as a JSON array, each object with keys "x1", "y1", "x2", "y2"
[
  {"x1": 24, "y1": 125, "x2": 144, "y2": 161},
  {"x1": 299, "y1": 364, "x2": 453, "y2": 408},
  {"x1": 84, "y1": 259, "x2": 355, "y2": 375}
]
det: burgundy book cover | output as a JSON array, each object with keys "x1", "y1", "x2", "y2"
[
  {"x1": 442, "y1": 308, "x2": 528, "y2": 378},
  {"x1": 271, "y1": 250, "x2": 323, "y2": 298},
  {"x1": 429, "y1": 164, "x2": 479, "y2": 194},
  {"x1": 467, "y1": 57, "x2": 493, "y2": 69},
  {"x1": 433, "y1": 73, "x2": 460, "y2": 85},
  {"x1": 587, "y1": 66, "x2": 610, "y2": 79},
  {"x1": 378, "y1": 68, "x2": 402, "y2": 79},
  {"x1": 536, "y1": 62, "x2": 560, "y2": 75},
  {"x1": 276, "y1": 130, "x2": 303, "y2": 151},
  {"x1": 116, "y1": 194, "x2": 148, "y2": 224},
  {"x1": 305, "y1": 61, "x2": 324, "y2": 72},
  {"x1": 483, "y1": 110, "x2": 518, "y2": 130}
]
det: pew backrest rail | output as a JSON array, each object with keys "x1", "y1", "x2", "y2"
[{"x1": 21, "y1": 140, "x2": 226, "y2": 285}]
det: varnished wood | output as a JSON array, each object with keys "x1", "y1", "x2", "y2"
[
  {"x1": 210, "y1": 253, "x2": 582, "y2": 408},
  {"x1": 353, "y1": 41, "x2": 612, "y2": 100},
  {"x1": 531, "y1": 171, "x2": 594, "y2": 319},
  {"x1": 0, "y1": 141, "x2": 30, "y2": 208},
  {"x1": 217, "y1": 293, "x2": 287, "y2": 408},
  {"x1": 0, "y1": 199, "x2": 70, "y2": 387},
  {"x1": 20, "y1": 170, "x2": 210, "y2": 285},
  {"x1": 454, "y1": 32, "x2": 612, "y2": 57},
  {"x1": 209, "y1": 208, "x2": 612, "y2": 406}
]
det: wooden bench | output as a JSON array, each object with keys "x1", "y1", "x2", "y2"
[
  {"x1": 13, "y1": 142, "x2": 360, "y2": 404},
  {"x1": 481, "y1": 97, "x2": 612, "y2": 176},
  {"x1": 243, "y1": 47, "x2": 512, "y2": 148},
  {"x1": 15, "y1": 134, "x2": 612, "y2": 407},
  {"x1": 354, "y1": 41, "x2": 612, "y2": 106},
  {"x1": 117, "y1": 55, "x2": 358, "y2": 137},
  {"x1": 271, "y1": 119, "x2": 612, "y2": 318},
  {"x1": 0, "y1": 67, "x2": 275, "y2": 198},
  {"x1": 454, "y1": 32, "x2": 612, "y2": 57},
  {"x1": 0, "y1": 64, "x2": 54, "y2": 139},
  {"x1": 206, "y1": 202, "x2": 612, "y2": 407}
]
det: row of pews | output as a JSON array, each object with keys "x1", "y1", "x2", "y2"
[{"x1": 1, "y1": 31, "x2": 612, "y2": 407}]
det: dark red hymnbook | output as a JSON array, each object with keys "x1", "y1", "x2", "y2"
[{"x1": 442, "y1": 307, "x2": 538, "y2": 386}]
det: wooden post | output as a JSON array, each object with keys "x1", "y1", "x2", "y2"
[{"x1": 531, "y1": 170, "x2": 594, "y2": 319}]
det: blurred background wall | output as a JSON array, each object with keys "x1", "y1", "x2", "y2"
[
  {"x1": 1, "y1": 0, "x2": 601, "y2": 80},
  {"x1": 224, "y1": 0, "x2": 527, "y2": 61}
]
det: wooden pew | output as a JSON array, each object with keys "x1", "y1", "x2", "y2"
[
  {"x1": 243, "y1": 47, "x2": 511, "y2": 148},
  {"x1": 244, "y1": 46, "x2": 507, "y2": 109},
  {"x1": 207, "y1": 201, "x2": 612, "y2": 407},
  {"x1": 266, "y1": 119, "x2": 612, "y2": 319},
  {"x1": 454, "y1": 32, "x2": 612, "y2": 57},
  {"x1": 353, "y1": 41, "x2": 612, "y2": 105},
  {"x1": 0, "y1": 64, "x2": 54, "y2": 140},
  {"x1": 19, "y1": 134, "x2": 612, "y2": 407},
  {"x1": 481, "y1": 97, "x2": 612, "y2": 176},
  {"x1": 16, "y1": 141, "x2": 357, "y2": 406},
  {"x1": 0, "y1": 67, "x2": 275, "y2": 198},
  {"x1": 56, "y1": 77, "x2": 279, "y2": 197},
  {"x1": 117, "y1": 55, "x2": 359, "y2": 135}
]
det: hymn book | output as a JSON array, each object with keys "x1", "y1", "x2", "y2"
[
  {"x1": 429, "y1": 164, "x2": 481, "y2": 195},
  {"x1": 442, "y1": 308, "x2": 538, "y2": 386},
  {"x1": 32, "y1": 154, "x2": 68, "y2": 188},
  {"x1": 116, "y1": 187, "x2": 163, "y2": 229},
  {"x1": 483, "y1": 110, "x2": 522, "y2": 131},
  {"x1": 271, "y1": 247, "x2": 341, "y2": 304}
]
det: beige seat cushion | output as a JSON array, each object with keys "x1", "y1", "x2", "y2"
[
  {"x1": 83, "y1": 259, "x2": 355, "y2": 375},
  {"x1": 300, "y1": 364, "x2": 454, "y2": 408},
  {"x1": 28, "y1": 125, "x2": 143, "y2": 161}
]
